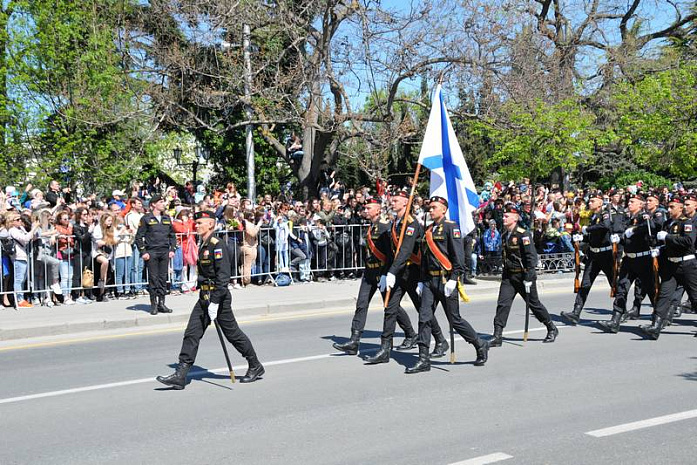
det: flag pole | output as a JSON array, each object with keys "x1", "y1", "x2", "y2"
[{"x1": 383, "y1": 163, "x2": 422, "y2": 308}]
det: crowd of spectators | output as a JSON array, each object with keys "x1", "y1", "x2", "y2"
[{"x1": 0, "y1": 174, "x2": 692, "y2": 309}]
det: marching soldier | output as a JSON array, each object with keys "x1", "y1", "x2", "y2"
[
  {"x1": 561, "y1": 193, "x2": 616, "y2": 325},
  {"x1": 490, "y1": 205, "x2": 558, "y2": 346},
  {"x1": 639, "y1": 195, "x2": 697, "y2": 339},
  {"x1": 135, "y1": 194, "x2": 177, "y2": 315},
  {"x1": 364, "y1": 192, "x2": 448, "y2": 364},
  {"x1": 626, "y1": 192, "x2": 667, "y2": 320},
  {"x1": 598, "y1": 193, "x2": 657, "y2": 333},
  {"x1": 405, "y1": 196, "x2": 488, "y2": 374},
  {"x1": 156, "y1": 211, "x2": 264, "y2": 389},
  {"x1": 333, "y1": 198, "x2": 418, "y2": 355}
]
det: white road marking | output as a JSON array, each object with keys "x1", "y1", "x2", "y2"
[
  {"x1": 586, "y1": 409, "x2": 697, "y2": 437},
  {"x1": 449, "y1": 452, "x2": 513, "y2": 465},
  {"x1": 0, "y1": 324, "x2": 560, "y2": 406}
]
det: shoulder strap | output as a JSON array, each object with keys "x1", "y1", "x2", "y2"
[
  {"x1": 366, "y1": 225, "x2": 387, "y2": 263},
  {"x1": 425, "y1": 226, "x2": 452, "y2": 271}
]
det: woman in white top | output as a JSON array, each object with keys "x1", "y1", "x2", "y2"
[
  {"x1": 91, "y1": 212, "x2": 117, "y2": 301},
  {"x1": 113, "y1": 216, "x2": 135, "y2": 298},
  {"x1": 8, "y1": 213, "x2": 40, "y2": 307}
]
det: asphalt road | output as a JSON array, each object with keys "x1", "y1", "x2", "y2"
[{"x1": 1, "y1": 286, "x2": 696, "y2": 465}]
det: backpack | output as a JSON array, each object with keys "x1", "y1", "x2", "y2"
[
  {"x1": 275, "y1": 273, "x2": 291, "y2": 287},
  {"x1": 1, "y1": 237, "x2": 15, "y2": 257}
]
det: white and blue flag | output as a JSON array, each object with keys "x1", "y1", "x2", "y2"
[{"x1": 417, "y1": 84, "x2": 480, "y2": 235}]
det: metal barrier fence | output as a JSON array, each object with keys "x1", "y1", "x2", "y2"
[{"x1": 0, "y1": 224, "x2": 573, "y2": 305}]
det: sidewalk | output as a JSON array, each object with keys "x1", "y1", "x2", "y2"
[{"x1": 0, "y1": 274, "x2": 578, "y2": 342}]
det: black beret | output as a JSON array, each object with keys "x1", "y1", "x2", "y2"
[
  {"x1": 429, "y1": 196, "x2": 448, "y2": 209},
  {"x1": 393, "y1": 190, "x2": 409, "y2": 199},
  {"x1": 504, "y1": 203, "x2": 521, "y2": 214},
  {"x1": 194, "y1": 210, "x2": 215, "y2": 220},
  {"x1": 364, "y1": 198, "x2": 381, "y2": 205},
  {"x1": 668, "y1": 194, "x2": 684, "y2": 204},
  {"x1": 628, "y1": 193, "x2": 645, "y2": 202},
  {"x1": 684, "y1": 192, "x2": 697, "y2": 202}
]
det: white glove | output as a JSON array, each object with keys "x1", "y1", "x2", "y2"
[
  {"x1": 657, "y1": 231, "x2": 668, "y2": 241},
  {"x1": 378, "y1": 275, "x2": 387, "y2": 292},
  {"x1": 572, "y1": 234, "x2": 583, "y2": 242},
  {"x1": 524, "y1": 281, "x2": 532, "y2": 293},
  {"x1": 444, "y1": 279, "x2": 457, "y2": 297},
  {"x1": 624, "y1": 228, "x2": 634, "y2": 238},
  {"x1": 416, "y1": 282, "x2": 424, "y2": 297},
  {"x1": 610, "y1": 234, "x2": 620, "y2": 244},
  {"x1": 385, "y1": 272, "x2": 396, "y2": 290},
  {"x1": 582, "y1": 226, "x2": 588, "y2": 234},
  {"x1": 207, "y1": 302, "x2": 219, "y2": 321},
  {"x1": 651, "y1": 248, "x2": 660, "y2": 258}
]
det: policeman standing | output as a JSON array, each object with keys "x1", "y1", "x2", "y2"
[
  {"x1": 598, "y1": 193, "x2": 657, "y2": 333},
  {"x1": 639, "y1": 195, "x2": 697, "y2": 339},
  {"x1": 364, "y1": 192, "x2": 447, "y2": 364},
  {"x1": 491, "y1": 204, "x2": 558, "y2": 346},
  {"x1": 156, "y1": 211, "x2": 264, "y2": 389},
  {"x1": 561, "y1": 193, "x2": 616, "y2": 325},
  {"x1": 405, "y1": 196, "x2": 488, "y2": 374},
  {"x1": 333, "y1": 198, "x2": 418, "y2": 355},
  {"x1": 135, "y1": 194, "x2": 177, "y2": 315}
]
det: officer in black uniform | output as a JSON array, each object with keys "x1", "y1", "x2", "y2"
[
  {"x1": 364, "y1": 192, "x2": 447, "y2": 364},
  {"x1": 639, "y1": 195, "x2": 697, "y2": 339},
  {"x1": 405, "y1": 196, "x2": 488, "y2": 374},
  {"x1": 626, "y1": 191, "x2": 667, "y2": 320},
  {"x1": 598, "y1": 193, "x2": 657, "y2": 333},
  {"x1": 333, "y1": 198, "x2": 418, "y2": 355},
  {"x1": 561, "y1": 193, "x2": 617, "y2": 324},
  {"x1": 135, "y1": 194, "x2": 176, "y2": 315},
  {"x1": 490, "y1": 204, "x2": 558, "y2": 346},
  {"x1": 156, "y1": 211, "x2": 264, "y2": 389}
]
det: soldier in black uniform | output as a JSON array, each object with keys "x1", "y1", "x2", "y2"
[
  {"x1": 490, "y1": 204, "x2": 558, "y2": 346},
  {"x1": 561, "y1": 193, "x2": 617, "y2": 324},
  {"x1": 639, "y1": 195, "x2": 697, "y2": 339},
  {"x1": 364, "y1": 192, "x2": 447, "y2": 364},
  {"x1": 333, "y1": 198, "x2": 418, "y2": 355},
  {"x1": 626, "y1": 192, "x2": 667, "y2": 320},
  {"x1": 156, "y1": 211, "x2": 264, "y2": 389},
  {"x1": 405, "y1": 196, "x2": 488, "y2": 374},
  {"x1": 135, "y1": 194, "x2": 177, "y2": 315},
  {"x1": 598, "y1": 193, "x2": 657, "y2": 333}
]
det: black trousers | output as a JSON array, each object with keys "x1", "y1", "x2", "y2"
[
  {"x1": 654, "y1": 260, "x2": 697, "y2": 320},
  {"x1": 382, "y1": 265, "x2": 445, "y2": 342},
  {"x1": 146, "y1": 250, "x2": 169, "y2": 298},
  {"x1": 613, "y1": 256, "x2": 656, "y2": 314},
  {"x1": 179, "y1": 289, "x2": 256, "y2": 364},
  {"x1": 350, "y1": 273, "x2": 415, "y2": 338},
  {"x1": 573, "y1": 251, "x2": 614, "y2": 311},
  {"x1": 418, "y1": 276, "x2": 479, "y2": 348},
  {"x1": 494, "y1": 273, "x2": 551, "y2": 329}
]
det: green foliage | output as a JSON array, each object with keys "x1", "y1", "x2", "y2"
[
  {"x1": 597, "y1": 170, "x2": 673, "y2": 191},
  {"x1": 613, "y1": 64, "x2": 697, "y2": 178},
  {"x1": 485, "y1": 99, "x2": 606, "y2": 183}
]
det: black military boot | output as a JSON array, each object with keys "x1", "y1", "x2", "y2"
[
  {"x1": 332, "y1": 330, "x2": 361, "y2": 355},
  {"x1": 364, "y1": 338, "x2": 391, "y2": 364},
  {"x1": 395, "y1": 332, "x2": 418, "y2": 351},
  {"x1": 462, "y1": 274, "x2": 477, "y2": 285},
  {"x1": 431, "y1": 339, "x2": 449, "y2": 358},
  {"x1": 474, "y1": 339, "x2": 489, "y2": 366},
  {"x1": 639, "y1": 316, "x2": 665, "y2": 340},
  {"x1": 489, "y1": 326, "x2": 504, "y2": 347},
  {"x1": 598, "y1": 311, "x2": 623, "y2": 333},
  {"x1": 158, "y1": 296, "x2": 173, "y2": 314},
  {"x1": 622, "y1": 305, "x2": 640, "y2": 322},
  {"x1": 149, "y1": 295, "x2": 158, "y2": 315},
  {"x1": 560, "y1": 307, "x2": 582, "y2": 325},
  {"x1": 156, "y1": 361, "x2": 192, "y2": 390},
  {"x1": 405, "y1": 346, "x2": 431, "y2": 374},
  {"x1": 543, "y1": 321, "x2": 559, "y2": 343},
  {"x1": 240, "y1": 356, "x2": 265, "y2": 383}
]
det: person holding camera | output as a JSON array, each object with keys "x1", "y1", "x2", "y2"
[{"x1": 136, "y1": 194, "x2": 177, "y2": 315}]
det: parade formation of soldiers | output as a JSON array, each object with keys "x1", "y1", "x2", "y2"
[{"x1": 156, "y1": 188, "x2": 697, "y2": 388}]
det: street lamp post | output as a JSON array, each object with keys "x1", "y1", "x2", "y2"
[{"x1": 173, "y1": 142, "x2": 209, "y2": 186}]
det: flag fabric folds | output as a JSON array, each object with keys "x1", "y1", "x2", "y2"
[{"x1": 417, "y1": 84, "x2": 480, "y2": 236}]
